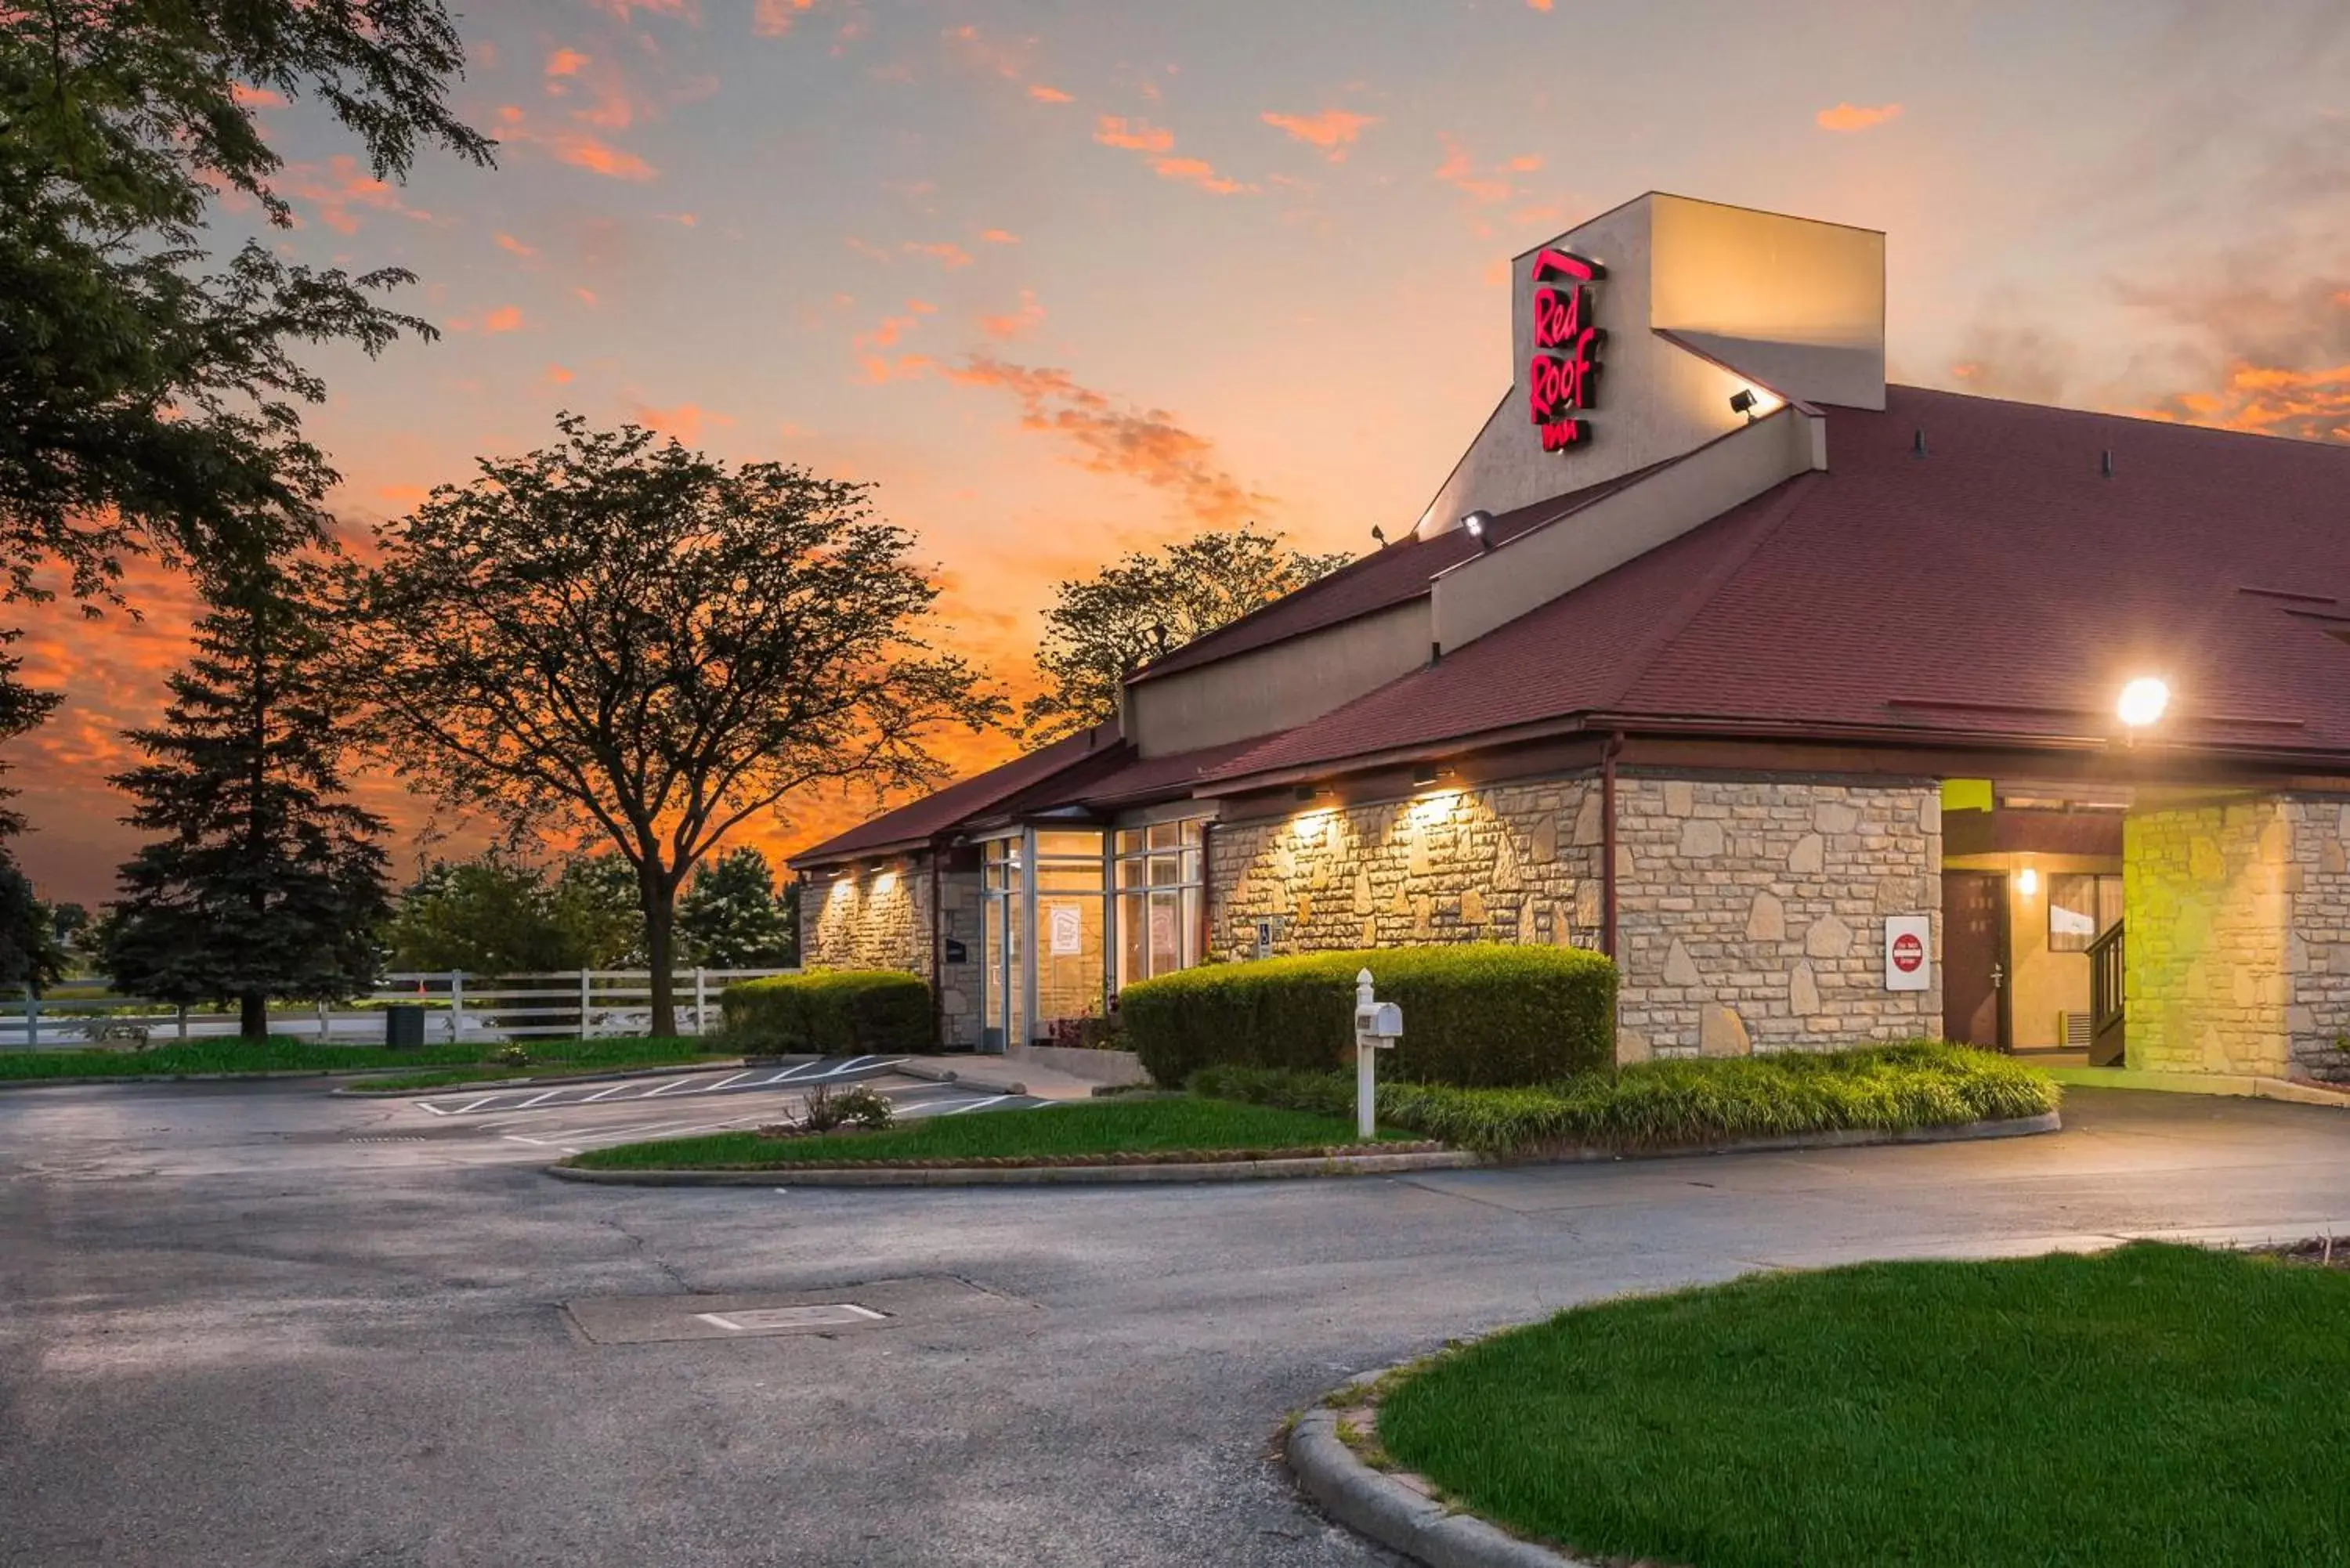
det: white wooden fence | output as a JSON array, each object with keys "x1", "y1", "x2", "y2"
[{"x1": 0, "y1": 968, "x2": 798, "y2": 1050}]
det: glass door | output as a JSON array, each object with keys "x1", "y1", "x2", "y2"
[{"x1": 981, "y1": 836, "x2": 1024, "y2": 1053}]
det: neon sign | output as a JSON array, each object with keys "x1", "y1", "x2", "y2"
[{"x1": 1528, "y1": 247, "x2": 1606, "y2": 451}]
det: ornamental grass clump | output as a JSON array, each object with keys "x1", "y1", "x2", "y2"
[{"x1": 1191, "y1": 1041, "x2": 2059, "y2": 1156}]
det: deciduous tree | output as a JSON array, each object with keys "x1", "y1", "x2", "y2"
[
  {"x1": 1020, "y1": 526, "x2": 1350, "y2": 742},
  {"x1": 339, "y1": 418, "x2": 1003, "y2": 1038}
]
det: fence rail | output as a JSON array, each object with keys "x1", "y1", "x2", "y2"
[{"x1": 0, "y1": 968, "x2": 799, "y2": 1050}]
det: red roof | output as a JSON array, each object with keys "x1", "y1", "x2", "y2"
[
  {"x1": 1206, "y1": 386, "x2": 2350, "y2": 783},
  {"x1": 786, "y1": 724, "x2": 1115, "y2": 865}
]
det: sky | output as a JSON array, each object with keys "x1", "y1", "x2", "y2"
[{"x1": 12, "y1": 0, "x2": 2350, "y2": 907}]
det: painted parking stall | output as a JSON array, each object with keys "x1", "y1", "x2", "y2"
[{"x1": 411, "y1": 1055, "x2": 910, "y2": 1117}]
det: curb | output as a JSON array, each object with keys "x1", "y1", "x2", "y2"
[
  {"x1": 0, "y1": 1064, "x2": 481, "y2": 1092},
  {"x1": 332, "y1": 1057, "x2": 765, "y2": 1097},
  {"x1": 1289, "y1": 1394, "x2": 1589, "y2": 1568},
  {"x1": 547, "y1": 1148, "x2": 1481, "y2": 1187},
  {"x1": 894, "y1": 1060, "x2": 1030, "y2": 1097},
  {"x1": 1502, "y1": 1109, "x2": 2063, "y2": 1164}
]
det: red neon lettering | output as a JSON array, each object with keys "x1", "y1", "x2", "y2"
[
  {"x1": 1538, "y1": 418, "x2": 1589, "y2": 450},
  {"x1": 1528, "y1": 329, "x2": 1602, "y2": 423},
  {"x1": 1530, "y1": 247, "x2": 1603, "y2": 284},
  {"x1": 1532, "y1": 284, "x2": 1585, "y2": 349}
]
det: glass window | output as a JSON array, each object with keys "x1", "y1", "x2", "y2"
[
  {"x1": 2049, "y1": 873, "x2": 2123, "y2": 952},
  {"x1": 1036, "y1": 829, "x2": 1104, "y2": 859},
  {"x1": 1113, "y1": 820, "x2": 1206, "y2": 989}
]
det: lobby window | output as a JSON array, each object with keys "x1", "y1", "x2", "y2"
[
  {"x1": 2048, "y1": 873, "x2": 2124, "y2": 952},
  {"x1": 1115, "y1": 820, "x2": 1203, "y2": 991}
]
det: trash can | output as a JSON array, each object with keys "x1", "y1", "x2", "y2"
[{"x1": 385, "y1": 1005, "x2": 426, "y2": 1049}]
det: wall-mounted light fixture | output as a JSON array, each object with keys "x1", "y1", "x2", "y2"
[
  {"x1": 1729, "y1": 388, "x2": 1759, "y2": 419},
  {"x1": 1459, "y1": 510, "x2": 1495, "y2": 551},
  {"x1": 1293, "y1": 784, "x2": 1330, "y2": 803},
  {"x1": 1411, "y1": 763, "x2": 1455, "y2": 787},
  {"x1": 2016, "y1": 862, "x2": 2039, "y2": 898},
  {"x1": 873, "y1": 869, "x2": 897, "y2": 894},
  {"x1": 2117, "y1": 677, "x2": 2170, "y2": 729}
]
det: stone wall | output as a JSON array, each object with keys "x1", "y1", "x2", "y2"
[
  {"x1": 2124, "y1": 800, "x2": 2296, "y2": 1076},
  {"x1": 797, "y1": 854, "x2": 986, "y2": 1050},
  {"x1": 1209, "y1": 770, "x2": 1943, "y2": 1061},
  {"x1": 1613, "y1": 776, "x2": 1942, "y2": 1058},
  {"x1": 2289, "y1": 800, "x2": 2350, "y2": 1083}
]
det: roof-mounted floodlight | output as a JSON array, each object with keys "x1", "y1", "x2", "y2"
[{"x1": 1459, "y1": 510, "x2": 1495, "y2": 550}]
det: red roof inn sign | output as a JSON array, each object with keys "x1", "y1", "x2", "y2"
[{"x1": 1528, "y1": 247, "x2": 1606, "y2": 452}]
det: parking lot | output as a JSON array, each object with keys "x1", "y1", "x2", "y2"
[{"x1": 3, "y1": 1080, "x2": 2348, "y2": 1566}]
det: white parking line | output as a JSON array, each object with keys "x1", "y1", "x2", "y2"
[
  {"x1": 579, "y1": 1080, "x2": 639, "y2": 1103},
  {"x1": 637, "y1": 1078, "x2": 698, "y2": 1098},
  {"x1": 685, "y1": 1071, "x2": 752, "y2": 1095},
  {"x1": 942, "y1": 1095, "x2": 1013, "y2": 1115},
  {"x1": 416, "y1": 1101, "x2": 449, "y2": 1117},
  {"x1": 516, "y1": 1087, "x2": 569, "y2": 1108}
]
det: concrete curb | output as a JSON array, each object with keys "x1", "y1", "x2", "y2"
[
  {"x1": 2044, "y1": 1067, "x2": 2350, "y2": 1108},
  {"x1": 537, "y1": 1112, "x2": 2062, "y2": 1189},
  {"x1": 332, "y1": 1058, "x2": 764, "y2": 1097},
  {"x1": 1289, "y1": 1396, "x2": 1591, "y2": 1568},
  {"x1": 892, "y1": 1060, "x2": 1030, "y2": 1097},
  {"x1": 548, "y1": 1148, "x2": 1480, "y2": 1187},
  {"x1": 0, "y1": 1064, "x2": 486, "y2": 1092}
]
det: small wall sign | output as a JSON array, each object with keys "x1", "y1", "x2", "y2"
[
  {"x1": 1884, "y1": 915, "x2": 1932, "y2": 992},
  {"x1": 1255, "y1": 918, "x2": 1275, "y2": 960},
  {"x1": 1047, "y1": 902, "x2": 1084, "y2": 956},
  {"x1": 943, "y1": 938, "x2": 968, "y2": 964}
]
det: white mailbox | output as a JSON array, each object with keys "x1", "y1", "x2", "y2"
[{"x1": 1355, "y1": 1001, "x2": 1403, "y2": 1046}]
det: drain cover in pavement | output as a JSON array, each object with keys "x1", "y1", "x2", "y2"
[{"x1": 696, "y1": 1303, "x2": 886, "y2": 1332}]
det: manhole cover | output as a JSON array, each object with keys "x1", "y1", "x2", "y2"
[{"x1": 696, "y1": 1304, "x2": 886, "y2": 1332}]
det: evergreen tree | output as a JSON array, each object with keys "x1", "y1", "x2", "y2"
[
  {"x1": 677, "y1": 847, "x2": 796, "y2": 970},
  {"x1": 103, "y1": 569, "x2": 389, "y2": 1037}
]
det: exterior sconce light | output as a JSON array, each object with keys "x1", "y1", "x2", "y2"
[
  {"x1": 1459, "y1": 510, "x2": 1495, "y2": 550},
  {"x1": 1293, "y1": 785, "x2": 1329, "y2": 802},
  {"x1": 2117, "y1": 677, "x2": 2170, "y2": 729},
  {"x1": 2016, "y1": 864, "x2": 2038, "y2": 898},
  {"x1": 1412, "y1": 763, "x2": 1455, "y2": 787},
  {"x1": 1729, "y1": 388, "x2": 1759, "y2": 419}
]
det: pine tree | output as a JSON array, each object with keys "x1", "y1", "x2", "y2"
[
  {"x1": 103, "y1": 569, "x2": 389, "y2": 1038},
  {"x1": 677, "y1": 847, "x2": 796, "y2": 970}
]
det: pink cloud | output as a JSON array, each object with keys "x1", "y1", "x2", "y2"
[
  {"x1": 754, "y1": 0, "x2": 815, "y2": 35},
  {"x1": 482, "y1": 305, "x2": 525, "y2": 333},
  {"x1": 1028, "y1": 84, "x2": 1073, "y2": 103},
  {"x1": 283, "y1": 154, "x2": 433, "y2": 233},
  {"x1": 231, "y1": 83, "x2": 285, "y2": 107},
  {"x1": 1094, "y1": 115, "x2": 1174, "y2": 153},
  {"x1": 633, "y1": 402, "x2": 736, "y2": 443},
  {"x1": 546, "y1": 364, "x2": 575, "y2": 385},
  {"x1": 495, "y1": 232, "x2": 536, "y2": 258},
  {"x1": 1816, "y1": 101, "x2": 1904, "y2": 132},
  {"x1": 905, "y1": 240, "x2": 973, "y2": 269},
  {"x1": 495, "y1": 105, "x2": 656, "y2": 180},
  {"x1": 1260, "y1": 107, "x2": 1378, "y2": 161},
  {"x1": 979, "y1": 289, "x2": 1045, "y2": 341},
  {"x1": 1434, "y1": 135, "x2": 1516, "y2": 204},
  {"x1": 979, "y1": 227, "x2": 1020, "y2": 244},
  {"x1": 546, "y1": 48, "x2": 590, "y2": 78}
]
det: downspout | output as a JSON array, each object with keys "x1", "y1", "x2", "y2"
[
  {"x1": 1600, "y1": 732, "x2": 1624, "y2": 959},
  {"x1": 927, "y1": 839, "x2": 945, "y2": 1050},
  {"x1": 1197, "y1": 819, "x2": 1215, "y2": 966}
]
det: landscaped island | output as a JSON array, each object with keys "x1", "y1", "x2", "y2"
[{"x1": 1365, "y1": 1243, "x2": 2350, "y2": 1568}]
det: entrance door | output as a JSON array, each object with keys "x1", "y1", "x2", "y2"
[{"x1": 1943, "y1": 870, "x2": 2009, "y2": 1050}]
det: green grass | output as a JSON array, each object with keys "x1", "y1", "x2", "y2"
[
  {"x1": 1194, "y1": 1041, "x2": 2059, "y2": 1154},
  {"x1": 565, "y1": 1094, "x2": 1417, "y2": 1170},
  {"x1": 0, "y1": 1035, "x2": 732, "y2": 1083},
  {"x1": 1375, "y1": 1244, "x2": 2350, "y2": 1568}
]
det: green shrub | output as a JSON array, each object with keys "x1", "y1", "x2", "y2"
[
  {"x1": 1193, "y1": 1041, "x2": 2060, "y2": 1154},
  {"x1": 1120, "y1": 942, "x2": 1616, "y2": 1089},
  {"x1": 719, "y1": 969, "x2": 931, "y2": 1053}
]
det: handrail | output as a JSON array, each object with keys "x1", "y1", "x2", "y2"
[{"x1": 2088, "y1": 919, "x2": 2126, "y2": 1039}]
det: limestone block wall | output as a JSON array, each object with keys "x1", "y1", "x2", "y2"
[
  {"x1": 1612, "y1": 776, "x2": 1942, "y2": 1058},
  {"x1": 798, "y1": 854, "x2": 985, "y2": 1048},
  {"x1": 1209, "y1": 770, "x2": 1943, "y2": 1061},
  {"x1": 1211, "y1": 778, "x2": 1605, "y2": 959},
  {"x1": 2290, "y1": 800, "x2": 2350, "y2": 1082},
  {"x1": 2124, "y1": 800, "x2": 2298, "y2": 1076}
]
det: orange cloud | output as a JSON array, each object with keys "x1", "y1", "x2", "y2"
[
  {"x1": 546, "y1": 364, "x2": 575, "y2": 385},
  {"x1": 980, "y1": 227, "x2": 1020, "y2": 244},
  {"x1": 633, "y1": 403, "x2": 736, "y2": 444},
  {"x1": 496, "y1": 104, "x2": 656, "y2": 180},
  {"x1": 754, "y1": 0, "x2": 815, "y2": 34},
  {"x1": 2139, "y1": 362, "x2": 2350, "y2": 444},
  {"x1": 852, "y1": 301, "x2": 939, "y2": 381},
  {"x1": 574, "y1": 287, "x2": 599, "y2": 306},
  {"x1": 284, "y1": 154, "x2": 432, "y2": 233},
  {"x1": 1527, "y1": 0, "x2": 1553, "y2": 9},
  {"x1": 979, "y1": 289, "x2": 1045, "y2": 341},
  {"x1": 1434, "y1": 135, "x2": 1515, "y2": 204},
  {"x1": 231, "y1": 83, "x2": 286, "y2": 107},
  {"x1": 1029, "y1": 84, "x2": 1073, "y2": 103},
  {"x1": 546, "y1": 48, "x2": 590, "y2": 78},
  {"x1": 905, "y1": 240, "x2": 974, "y2": 269},
  {"x1": 1817, "y1": 101, "x2": 1904, "y2": 132},
  {"x1": 378, "y1": 483, "x2": 430, "y2": 506},
  {"x1": 1260, "y1": 107, "x2": 1378, "y2": 161},
  {"x1": 1149, "y1": 156, "x2": 1247, "y2": 195},
  {"x1": 1094, "y1": 115, "x2": 1174, "y2": 153},
  {"x1": 495, "y1": 232, "x2": 537, "y2": 258},
  {"x1": 483, "y1": 305, "x2": 525, "y2": 333},
  {"x1": 942, "y1": 355, "x2": 1269, "y2": 525}
]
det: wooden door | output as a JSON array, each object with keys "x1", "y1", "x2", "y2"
[{"x1": 1942, "y1": 871, "x2": 2009, "y2": 1050}]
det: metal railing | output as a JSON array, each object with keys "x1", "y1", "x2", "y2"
[
  {"x1": 0, "y1": 968, "x2": 799, "y2": 1050},
  {"x1": 2087, "y1": 920, "x2": 2126, "y2": 1066}
]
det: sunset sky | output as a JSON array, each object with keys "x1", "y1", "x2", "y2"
[{"x1": 13, "y1": 0, "x2": 2350, "y2": 907}]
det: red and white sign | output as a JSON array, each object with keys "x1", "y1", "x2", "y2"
[
  {"x1": 1884, "y1": 915, "x2": 1932, "y2": 992},
  {"x1": 1528, "y1": 247, "x2": 1607, "y2": 453}
]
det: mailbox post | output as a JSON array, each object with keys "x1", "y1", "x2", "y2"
[{"x1": 1352, "y1": 968, "x2": 1403, "y2": 1141}]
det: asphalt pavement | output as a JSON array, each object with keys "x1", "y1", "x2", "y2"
[{"x1": 2, "y1": 1078, "x2": 2347, "y2": 1567}]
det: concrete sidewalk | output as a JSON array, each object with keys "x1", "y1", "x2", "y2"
[{"x1": 891, "y1": 1053, "x2": 1109, "y2": 1101}]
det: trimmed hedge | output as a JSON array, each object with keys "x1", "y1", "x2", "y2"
[
  {"x1": 1119, "y1": 942, "x2": 1616, "y2": 1089},
  {"x1": 1191, "y1": 1041, "x2": 2062, "y2": 1154},
  {"x1": 720, "y1": 969, "x2": 931, "y2": 1053}
]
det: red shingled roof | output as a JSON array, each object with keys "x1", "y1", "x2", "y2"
[
  {"x1": 1204, "y1": 385, "x2": 2350, "y2": 784},
  {"x1": 786, "y1": 724, "x2": 1115, "y2": 866}
]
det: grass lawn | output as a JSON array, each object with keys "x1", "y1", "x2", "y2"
[
  {"x1": 1375, "y1": 1244, "x2": 2350, "y2": 1568},
  {"x1": 566, "y1": 1094, "x2": 1419, "y2": 1170},
  {"x1": 0, "y1": 1035, "x2": 733, "y2": 1083}
]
